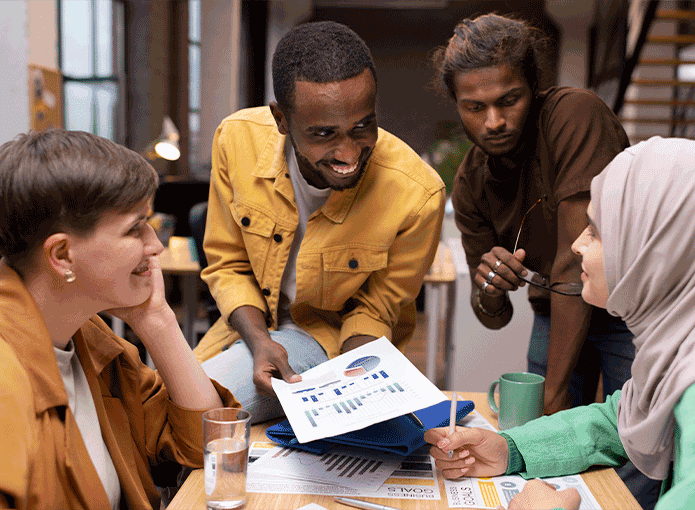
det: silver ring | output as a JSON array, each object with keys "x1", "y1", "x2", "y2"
[
  {"x1": 482, "y1": 281, "x2": 489, "y2": 292},
  {"x1": 494, "y1": 260, "x2": 502, "y2": 270},
  {"x1": 486, "y1": 270, "x2": 496, "y2": 283}
]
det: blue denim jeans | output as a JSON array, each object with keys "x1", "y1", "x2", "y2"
[
  {"x1": 200, "y1": 326, "x2": 329, "y2": 425},
  {"x1": 527, "y1": 311, "x2": 659, "y2": 510},
  {"x1": 527, "y1": 310, "x2": 634, "y2": 406}
]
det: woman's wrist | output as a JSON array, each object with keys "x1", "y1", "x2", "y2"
[{"x1": 129, "y1": 307, "x2": 179, "y2": 341}]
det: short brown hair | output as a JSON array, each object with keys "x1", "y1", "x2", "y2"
[
  {"x1": 0, "y1": 129, "x2": 158, "y2": 271},
  {"x1": 433, "y1": 13, "x2": 548, "y2": 101}
]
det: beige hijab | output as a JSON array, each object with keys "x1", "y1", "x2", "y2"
[{"x1": 591, "y1": 136, "x2": 695, "y2": 480}]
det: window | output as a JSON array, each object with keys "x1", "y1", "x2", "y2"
[
  {"x1": 59, "y1": 0, "x2": 124, "y2": 142},
  {"x1": 189, "y1": 0, "x2": 201, "y2": 166}
]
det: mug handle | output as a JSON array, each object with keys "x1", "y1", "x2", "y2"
[{"x1": 488, "y1": 379, "x2": 500, "y2": 414}]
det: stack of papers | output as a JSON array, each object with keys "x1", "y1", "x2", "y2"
[
  {"x1": 246, "y1": 441, "x2": 442, "y2": 501},
  {"x1": 248, "y1": 444, "x2": 401, "y2": 491}
]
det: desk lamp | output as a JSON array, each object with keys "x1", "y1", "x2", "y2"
[{"x1": 143, "y1": 116, "x2": 181, "y2": 161}]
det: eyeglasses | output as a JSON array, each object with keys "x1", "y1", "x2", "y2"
[{"x1": 512, "y1": 197, "x2": 583, "y2": 296}]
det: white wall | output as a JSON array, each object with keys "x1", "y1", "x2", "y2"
[
  {"x1": 546, "y1": 0, "x2": 594, "y2": 88},
  {"x1": 1, "y1": 0, "x2": 30, "y2": 143},
  {"x1": 198, "y1": 0, "x2": 242, "y2": 173},
  {"x1": 447, "y1": 239, "x2": 534, "y2": 392},
  {"x1": 27, "y1": 0, "x2": 58, "y2": 69},
  {"x1": 265, "y1": 0, "x2": 313, "y2": 104}
]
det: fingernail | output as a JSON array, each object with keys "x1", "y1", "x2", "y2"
[{"x1": 439, "y1": 438, "x2": 451, "y2": 449}]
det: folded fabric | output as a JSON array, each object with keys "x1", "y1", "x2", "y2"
[{"x1": 266, "y1": 399, "x2": 474, "y2": 456}]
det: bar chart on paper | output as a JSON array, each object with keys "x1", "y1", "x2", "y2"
[
  {"x1": 298, "y1": 362, "x2": 415, "y2": 429},
  {"x1": 248, "y1": 445, "x2": 400, "y2": 490},
  {"x1": 246, "y1": 441, "x2": 441, "y2": 500},
  {"x1": 273, "y1": 337, "x2": 447, "y2": 443}
]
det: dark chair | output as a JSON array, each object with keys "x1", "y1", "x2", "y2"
[{"x1": 189, "y1": 201, "x2": 221, "y2": 326}]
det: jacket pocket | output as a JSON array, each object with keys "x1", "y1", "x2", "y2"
[
  {"x1": 321, "y1": 247, "x2": 388, "y2": 310},
  {"x1": 229, "y1": 201, "x2": 276, "y2": 281},
  {"x1": 229, "y1": 201, "x2": 276, "y2": 237}
]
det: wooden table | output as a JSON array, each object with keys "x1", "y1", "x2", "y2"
[
  {"x1": 159, "y1": 236, "x2": 202, "y2": 348},
  {"x1": 167, "y1": 392, "x2": 642, "y2": 510},
  {"x1": 423, "y1": 242, "x2": 456, "y2": 386},
  {"x1": 108, "y1": 236, "x2": 202, "y2": 348}
]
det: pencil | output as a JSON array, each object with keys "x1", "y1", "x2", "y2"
[{"x1": 448, "y1": 391, "x2": 457, "y2": 458}]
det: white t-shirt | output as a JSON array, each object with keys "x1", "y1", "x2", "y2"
[
  {"x1": 276, "y1": 141, "x2": 331, "y2": 330},
  {"x1": 54, "y1": 340, "x2": 121, "y2": 509}
]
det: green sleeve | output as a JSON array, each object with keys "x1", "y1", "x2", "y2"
[
  {"x1": 501, "y1": 434, "x2": 525, "y2": 475},
  {"x1": 500, "y1": 390, "x2": 628, "y2": 479},
  {"x1": 655, "y1": 384, "x2": 695, "y2": 510}
]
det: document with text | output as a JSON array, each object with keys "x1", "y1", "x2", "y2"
[
  {"x1": 444, "y1": 410, "x2": 602, "y2": 509},
  {"x1": 271, "y1": 336, "x2": 446, "y2": 443}
]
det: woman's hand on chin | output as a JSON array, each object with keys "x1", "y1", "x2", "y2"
[{"x1": 107, "y1": 255, "x2": 176, "y2": 333}]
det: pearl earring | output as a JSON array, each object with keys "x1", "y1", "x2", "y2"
[{"x1": 65, "y1": 269, "x2": 76, "y2": 283}]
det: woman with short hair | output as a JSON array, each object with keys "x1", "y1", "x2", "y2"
[{"x1": 0, "y1": 129, "x2": 239, "y2": 509}]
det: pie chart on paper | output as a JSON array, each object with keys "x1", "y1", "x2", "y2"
[{"x1": 344, "y1": 355, "x2": 380, "y2": 377}]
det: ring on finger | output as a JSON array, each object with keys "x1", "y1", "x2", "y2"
[
  {"x1": 486, "y1": 270, "x2": 496, "y2": 283},
  {"x1": 482, "y1": 281, "x2": 489, "y2": 293},
  {"x1": 493, "y1": 259, "x2": 502, "y2": 270}
]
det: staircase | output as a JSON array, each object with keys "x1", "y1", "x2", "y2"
[{"x1": 619, "y1": 1, "x2": 695, "y2": 141}]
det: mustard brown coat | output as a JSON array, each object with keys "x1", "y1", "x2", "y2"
[{"x1": 0, "y1": 261, "x2": 239, "y2": 509}]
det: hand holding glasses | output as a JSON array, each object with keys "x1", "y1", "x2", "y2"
[{"x1": 481, "y1": 197, "x2": 583, "y2": 297}]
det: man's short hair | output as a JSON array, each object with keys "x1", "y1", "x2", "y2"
[
  {"x1": 433, "y1": 13, "x2": 547, "y2": 101},
  {"x1": 0, "y1": 129, "x2": 157, "y2": 273},
  {"x1": 272, "y1": 21, "x2": 376, "y2": 113}
]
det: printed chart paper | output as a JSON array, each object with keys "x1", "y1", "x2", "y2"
[
  {"x1": 248, "y1": 445, "x2": 400, "y2": 490},
  {"x1": 444, "y1": 474, "x2": 602, "y2": 509},
  {"x1": 272, "y1": 337, "x2": 446, "y2": 443},
  {"x1": 445, "y1": 410, "x2": 602, "y2": 509},
  {"x1": 247, "y1": 441, "x2": 441, "y2": 501}
]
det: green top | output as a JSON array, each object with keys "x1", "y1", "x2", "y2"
[{"x1": 500, "y1": 384, "x2": 695, "y2": 510}]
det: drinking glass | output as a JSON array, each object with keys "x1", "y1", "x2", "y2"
[{"x1": 203, "y1": 408, "x2": 251, "y2": 509}]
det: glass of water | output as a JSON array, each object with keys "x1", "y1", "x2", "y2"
[{"x1": 202, "y1": 408, "x2": 251, "y2": 509}]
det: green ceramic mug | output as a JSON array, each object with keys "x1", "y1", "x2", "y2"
[{"x1": 488, "y1": 372, "x2": 545, "y2": 430}]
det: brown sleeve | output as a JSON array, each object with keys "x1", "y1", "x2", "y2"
[
  {"x1": 451, "y1": 149, "x2": 497, "y2": 275},
  {"x1": 542, "y1": 89, "x2": 629, "y2": 203}
]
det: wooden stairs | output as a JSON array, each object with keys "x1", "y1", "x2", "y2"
[{"x1": 620, "y1": 1, "x2": 695, "y2": 141}]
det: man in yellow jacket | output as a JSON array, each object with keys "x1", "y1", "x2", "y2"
[{"x1": 195, "y1": 21, "x2": 445, "y2": 424}]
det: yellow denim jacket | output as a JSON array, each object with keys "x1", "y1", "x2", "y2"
[{"x1": 194, "y1": 107, "x2": 445, "y2": 361}]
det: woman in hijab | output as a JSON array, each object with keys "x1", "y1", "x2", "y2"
[
  {"x1": 424, "y1": 136, "x2": 695, "y2": 510},
  {"x1": 0, "y1": 129, "x2": 240, "y2": 509}
]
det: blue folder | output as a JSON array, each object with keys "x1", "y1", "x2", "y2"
[{"x1": 265, "y1": 399, "x2": 474, "y2": 456}]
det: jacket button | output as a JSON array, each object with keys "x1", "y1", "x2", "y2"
[
  {"x1": 241, "y1": 216, "x2": 250, "y2": 227},
  {"x1": 273, "y1": 233, "x2": 283, "y2": 243},
  {"x1": 349, "y1": 258, "x2": 358, "y2": 269},
  {"x1": 262, "y1": 288, "x2": 271, "y2": 296}
]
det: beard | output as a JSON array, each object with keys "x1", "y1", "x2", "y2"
[{"x1": 292, "y1": 141, "x2": 373, "y2": 192}]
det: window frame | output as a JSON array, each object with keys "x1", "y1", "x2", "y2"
[{"x1": 57, "y1": 0, "x2": 125, "y2": 143}]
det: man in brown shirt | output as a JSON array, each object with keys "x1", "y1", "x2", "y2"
[{"x1": 434, "y1": 14, "x2": 660, "y2": 509}]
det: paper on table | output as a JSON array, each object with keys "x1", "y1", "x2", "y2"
[
  {"x1": 247, "y1": 441, "x2": 441, "y2": 501},
  {"x1": 248, "y1": 444, "x2": 400, "y2": 490},
  {"x1": 271, "y1": 337, "x2": 447, "y2": 443},
  {"x1": 295, "y1": 504, "x2": 330, "y2": 510},
  {"x1": 444, "y1": 473, "x2": 602, "y2": 509},
  {"x1": 444, "y1": 412, "x2": 603, "y2": 509}
]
